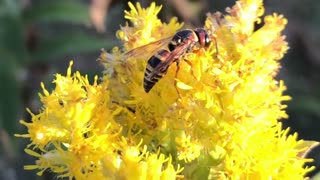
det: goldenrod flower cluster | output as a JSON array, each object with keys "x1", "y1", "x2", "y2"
[{"x1": 16, "y1": 0, "x2": 316, "y2": 179}]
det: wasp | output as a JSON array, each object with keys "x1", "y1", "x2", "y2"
[{"x1": 124, "y1": 28, "x2": 211, "y2": 93}]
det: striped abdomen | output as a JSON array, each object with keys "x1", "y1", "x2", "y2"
[{"x1": 144, "y1": 49, "x2": 170, "y2": 92}]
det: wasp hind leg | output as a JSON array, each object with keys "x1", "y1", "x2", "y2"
[{"x1": 174, "y1": 59, "x2": 198, "y2": 99}]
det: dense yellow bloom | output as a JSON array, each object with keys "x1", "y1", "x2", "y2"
[{"x1": 17, "y1": 1, "x2": 316, "y2": 179}]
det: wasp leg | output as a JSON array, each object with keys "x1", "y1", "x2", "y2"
[
  {"x1": 174, "y1": 60, "x2": 182, "y2": 99},
  {"x1": 182, "y1": 59, "x2": 197, "y2": 80}
]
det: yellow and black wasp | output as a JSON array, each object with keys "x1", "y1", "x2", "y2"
[{"x1": 123, "y1": 28, "x2": 211, "y2": 93}]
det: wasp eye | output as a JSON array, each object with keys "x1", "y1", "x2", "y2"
[
  {"x1": 204, "y1": 34, "x2": 210, "y2": 47},
  {"x1": 195, "y1": 28, "x2": 211, "y2": 48}
]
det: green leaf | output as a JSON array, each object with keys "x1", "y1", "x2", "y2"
[
  {"x1": 30, "y1": 32, "x2": 117, "y2": 62},
  {"x1": 0, "y1": 17, "x2": 28, "y2": 63},
  {"x1": 0, "y1": 0, "x2": 21, "y2": 17},
  {"x1": 0, "y1": 54, "x2": 22, "y2": 135},
  {"x1": 23, "y1": 1, "x2": 90, "y2": 24},
  {"x1": 288, "y1": 96, "x2": 320, "y2": 117}
]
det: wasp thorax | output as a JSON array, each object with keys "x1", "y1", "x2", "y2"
[{"x1": 168, "y1": 29, "x2": 196, "y2": 51}]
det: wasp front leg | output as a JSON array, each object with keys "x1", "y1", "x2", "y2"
[{"x1": 212, "y1": 35, "x2": 219, "y2": 57}]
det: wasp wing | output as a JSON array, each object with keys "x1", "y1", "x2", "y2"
[
  {"x1": 147, "y1": 42, "x2": 190, "y2": 80},
  {"x1": 122, "y1": 36, "x2": 173, "y2": 61}
]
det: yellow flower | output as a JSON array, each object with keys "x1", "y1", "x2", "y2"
[
  {"x1": 176, "y1": 134, "x2": 202, "y2": 163},
  {"x1": 17, "y1": 1, "x2": 317, "y2": 180},
  {"x1": 118, "y1": 1, "x2": 183, "y2": 50}
]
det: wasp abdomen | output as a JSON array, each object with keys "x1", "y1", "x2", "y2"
[{"x1": 144, "y1": 49, "x2": 170, "y2": 92}]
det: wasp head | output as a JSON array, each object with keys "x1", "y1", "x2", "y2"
[{"x1": 195, "y1": 28, "x2": 211, "y2": 48}]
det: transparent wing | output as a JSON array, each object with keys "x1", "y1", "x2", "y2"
[
  {"x1": 147, "y1": 42, "x2": 190, "y2": 80},
  {"x1": 122, "y1": 36, "x2": 173, "y2": 61}
]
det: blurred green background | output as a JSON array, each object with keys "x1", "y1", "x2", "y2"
[{"x1": 0, "y1": 0, "x2": 319, "y2": 179}]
